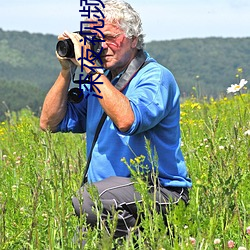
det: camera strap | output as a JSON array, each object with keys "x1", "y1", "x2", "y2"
[{"x1": 81, "y1": 50, "x2": 150, "y2": 186}]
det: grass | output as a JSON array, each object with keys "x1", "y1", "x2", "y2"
[{"x1": 0, "y1": 92, "x2": 249, "y2": 249}]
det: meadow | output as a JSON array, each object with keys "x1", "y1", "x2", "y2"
[{"x1": 0, "y1": 90, "x2": 249, "y2": 249}]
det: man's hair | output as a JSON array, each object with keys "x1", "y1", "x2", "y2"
[{"x1": 92, "y1": 0, "x2": 145, "y2": 49}]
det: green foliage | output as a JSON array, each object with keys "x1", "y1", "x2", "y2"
[
  {"x1": 0, "y1": 79, "x2": 46, "y2": 121},
  {"x1": 0, "y1": 29, "x2": 61, "y2": 121},
  {"x1": 1, "y1": 28, "x2": 250, "y2": 120},
  {"x1": 0, "y1": 28, "x2": 60, "y2": 89},
  {"x1": 146, "y1": 37, "x2": 250, "y2": 98},
  {"x1": 0, "y1": 93, "x2": 249, "y2": 249}
]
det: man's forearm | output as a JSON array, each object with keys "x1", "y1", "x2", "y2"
[
  {"x1": 92, "y1": 74, "x2": 135, "y2": 132},
  {"x1": 40, "y1": 70, "x2": 71, "y2": 132}
]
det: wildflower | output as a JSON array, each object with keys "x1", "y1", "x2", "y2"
[
  {"x1": 135, "y1": 157, "x2": 141, "y2": 164},
  {"x1": 214, "y1": 238, "x2": 221, "y2": 244},
  {"x1": 12, "y1": 185, "x2": 18, "y2": 192},
  {"x1": 189, "y1": 237, "x2": 196, "y2": 246},
  {"x1": 246, "y1": 226, "x2": 250, "y2": 235},
  {"x1": 228, "y1": 240, "x2": 235, "y2": 248},
  {"x1": 238, "y1": 247, "x2": 246, "y2": 250},
  {"x1": 130, "y1": 159, "x2": 135, "y2": 165},
  {"x1": 42, "y1": 213, "x2": 48, "y2": 221},
  {"x1": 227, "y1": 79, "x2": 248, "y2": 93},
  {"x1": 237, "y1": 67, "x2": 243, "y2": 73},
  {"x1": 196, "y1": 180, "x2": 202, "y2": 185},
  {"x1": 244, "y1": 130, "x2": 250, "y2": 136},
  {"x1": 219, "y1": 145, "x2": 224, "y2": 150},
  {"x1": 191, "y1": 103, "x2": 201, "y2": 109}
]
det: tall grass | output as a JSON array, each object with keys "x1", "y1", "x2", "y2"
[{"x1": 0, "y1": 93, "x2": 249, "y2": 249}]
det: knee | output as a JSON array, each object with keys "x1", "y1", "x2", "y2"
[
  {"x1": 72, "y1": 188, "x2": 97, "y2": 225},
  {"x1": 72, "y1": 196, "x2": 82, "y2": 217}
]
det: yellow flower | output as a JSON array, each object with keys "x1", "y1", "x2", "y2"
[
  {"x1": 191, "y1": 103, "x2": 201, "y2": 109},
  {"x1": 237, "y1": 67, "x2": 243, "y2": 73},
  {"x1": 130, "y1": 159, "x2": 135, "y2": 165}
]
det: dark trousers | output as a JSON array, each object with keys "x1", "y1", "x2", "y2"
[{"x1": 72, "y1": 176, "x2": 189, "y2": 238}]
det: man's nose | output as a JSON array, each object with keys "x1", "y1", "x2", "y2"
[{"x1": 101, "y1": 41, "x2": 108, "y2": 49}]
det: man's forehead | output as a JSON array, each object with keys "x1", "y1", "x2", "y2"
[
  {"x1": 89, "y1": 19, "x2": 120, "y2": 30},
  {"x1": 89, "y1": 24, "x2": 122, "y2": 38}
]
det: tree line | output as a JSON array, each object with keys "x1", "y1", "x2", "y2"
[{"x1": 0, "y1": 28, "x2": 249, "y2": 120}]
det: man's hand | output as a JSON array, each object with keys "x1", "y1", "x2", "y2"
[
  {"x1": 56, "y1": 32, "x2": 78, "y2": 72},
  {"x1": 62, "y1": 31, "x2": 93, "y2": 69}
]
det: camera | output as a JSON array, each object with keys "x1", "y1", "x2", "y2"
[{"x1": 56, "y1": 32, "x2": 102, "y2": 58}]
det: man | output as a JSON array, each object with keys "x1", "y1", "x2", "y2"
[{"x1": 40, "y1": 0, "x2": 192, "y2": 242}]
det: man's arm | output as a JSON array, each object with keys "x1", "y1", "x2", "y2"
[
  {"x1": 66, "y1": 31, "x2": 135, "y2": 132},
  {"x1": 90, "y1": 74, "x2": 135, "y2": 132},
  {"x1": 40, "y1": 69, "x2": 71, "y2": 132}
]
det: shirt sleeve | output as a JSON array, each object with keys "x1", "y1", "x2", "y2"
[
  {"x1": 119, "y1": 63, "x2": 180, "y2": 135},
  {"x1": 56, "y1": 98, "x2": 87, "y2": 133}
]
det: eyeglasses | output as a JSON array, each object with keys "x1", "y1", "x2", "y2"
[{"x1": 96, "y1": 33, "x2": 124, "y2": 47}]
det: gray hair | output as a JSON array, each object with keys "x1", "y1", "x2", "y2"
[{"x1": 91, "y1": 0, "x2": 145, "y2": 49}]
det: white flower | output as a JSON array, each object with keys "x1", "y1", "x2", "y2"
[
  {"x1": 189, "y1": 237, "x2": 196, "y2": 245},
  {"x1": 214, "y1": 238, "x2": 221, "y2": 244},
  {"x1": 20, "y1": 207, "x2": 25, "y2": 214},
  {"x1": 246, "y1": 226, "x2": 250, "y2": 235},
  {"x1": 238, "y1": 247, "x2": 246, "y2": 250},
  {"x1": 218, "y1": 145, "x2": 224, "y2": 150},
  {"x1": 227, "y1": 79, "x2": 248, "y2": 93},
  {"x1": 244, "y1": 130, "x2": 250, "y2": 136}
]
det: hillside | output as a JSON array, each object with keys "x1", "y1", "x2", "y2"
[
  {"x1": 145, "y1": 37, "x2": 250, "y2": 97},
  {"x1": 0, "y1": 28, "x2": 249, "y2": 120}
]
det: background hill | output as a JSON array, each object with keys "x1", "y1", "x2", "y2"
[{"x1": 0, "y1": 28, "x2": 249, "y2": 120}]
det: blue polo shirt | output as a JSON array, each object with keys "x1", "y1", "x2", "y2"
[{"x1": 57, "y1": 53, "x2": 192, "y2": 188}]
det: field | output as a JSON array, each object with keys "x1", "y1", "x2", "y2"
[{"x1": 0, "y1": 91, "x2": 249, "y2": 249}]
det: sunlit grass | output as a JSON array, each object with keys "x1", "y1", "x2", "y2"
[{"x1": 0, "y1": 94, "x2": 249, "y2": 249}]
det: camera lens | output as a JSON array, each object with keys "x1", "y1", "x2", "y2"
[
  {"x1": 56, "y1": 39, "x2": 75, "y2": 58},
  {"x1": 68, "y1": 88, "x2": 84, "y2": 103}
]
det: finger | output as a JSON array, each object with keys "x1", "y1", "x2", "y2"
[
  {"x1": 55, "y1": 51, "x2": 65, "y2": 60},
  {"x1": 64, "y1": 31, "x2": 85, "y2": 46},
  {"x1": 56, "y1": 51, "x2": 78, "y2": 66},
  {"x1": 58, "y1": 31, "x2": 70, "y2": 41}
]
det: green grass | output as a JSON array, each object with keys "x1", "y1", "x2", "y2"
[{"x1": 0, "y1": 93, "x2": 249, "y2": 249}]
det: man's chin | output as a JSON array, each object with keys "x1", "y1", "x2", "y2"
[{"x1": 101, "y1": 61, "x2": 112, "y2": 70}]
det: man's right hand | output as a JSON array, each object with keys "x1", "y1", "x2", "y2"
[{"x1": 57, "y1": 32, "x2": 78, "y2": 73}]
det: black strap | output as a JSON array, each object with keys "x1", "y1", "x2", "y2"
[
  {"x1": 81, "y1": 112, "x2": 107, "y2": 185},
  {"x1": 81, "y1": 50, "x2": 149, "y2": 185}
]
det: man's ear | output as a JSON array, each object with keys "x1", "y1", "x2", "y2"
[{"x1": 131, "y1": 36, "x2": 139, "y2": 49}]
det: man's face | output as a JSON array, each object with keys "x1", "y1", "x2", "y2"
[{"x1": 94, "y1": 22, "x2": 137, "y2": 73}]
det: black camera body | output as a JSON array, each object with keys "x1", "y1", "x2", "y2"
[{"x1": 56, "y1": 32, "x2": 102, "y2": 58}]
